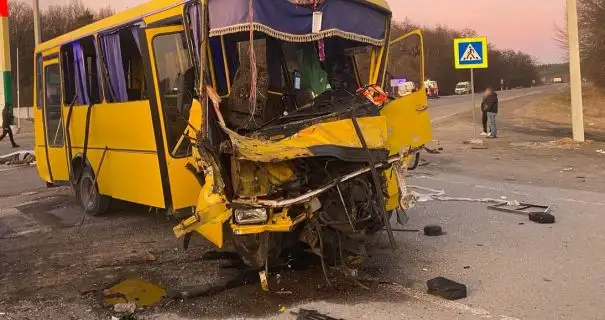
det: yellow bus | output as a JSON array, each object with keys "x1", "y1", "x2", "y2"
[{"x1": 34, "y1": 0, "x2": 431, "y2": 268}]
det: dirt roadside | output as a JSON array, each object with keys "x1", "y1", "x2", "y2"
[
  {"x1": 1, "y1": 90, "x2": 604, "y2": 319},
  {"x1": 425, "y1": 90, "x2": 605, "y2": 192}
]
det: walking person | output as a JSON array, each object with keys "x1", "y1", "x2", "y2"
[
  {"x1": 0, "y1": 104, "x2": 20, "y2": 148},
  {"x1": 481, "y1": 87, "x2": 498, "y2": 138}
]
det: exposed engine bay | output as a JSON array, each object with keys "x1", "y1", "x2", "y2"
[{"x1": 194, "y1": 83, "x2": 417, "y2": 271}]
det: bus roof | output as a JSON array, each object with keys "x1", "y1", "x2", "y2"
[
  {"x1": 365, "y1": 0, "x2": 390, "y2": 11},
  {"x1": 36, "y1": 0, "x2": 391, "y2": 54},
  {"x1": 35, "y1": 0, "x2": 184, "y2": 53}
]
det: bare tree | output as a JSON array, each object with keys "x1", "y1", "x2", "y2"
[
  {"x1": 8, "y1": 0, "x2": 114, "y2": 106},
  {"x1": 576, "y1": 0, "x2": 605, "y2": 87}
]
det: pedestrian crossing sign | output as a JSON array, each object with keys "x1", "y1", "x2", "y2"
[{"x1": 454, "y1": 37, "x2": 488, "y2": 69}]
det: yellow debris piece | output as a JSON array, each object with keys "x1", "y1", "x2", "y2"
[{"x1": 103, "y1": 277, "x2": 166, "y2": 307}]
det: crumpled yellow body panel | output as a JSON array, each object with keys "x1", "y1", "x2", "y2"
[
  {"x1": 233, "y1": 160, "x2": 296, "y2": 197},
  {"x1": 223, "y1": 116, "x2": 389, "y2": 162},
  {"x1": 173, "y1": 170, "x2": 231, "y2": 247}
]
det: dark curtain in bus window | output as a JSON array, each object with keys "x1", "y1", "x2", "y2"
[
  {"x1": 44, "y1": 64, "x2": 64, "y2": 147},
  {"x1": 131, "y1": 27, "x2": 141, "y2": 52},
  {"x1": 100, "y1": 31, "x2": 129, "y2": 102},
  {"x1": 153, "y1": 32, "x2": 194, "y2": 157},
  {"x1": 73, "y1": 42, "x2": 91, "y2": 105}
]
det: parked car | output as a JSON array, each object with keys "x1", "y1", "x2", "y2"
[{"x1": 455, "y1": 81, "x2": 471, "y2": 95}]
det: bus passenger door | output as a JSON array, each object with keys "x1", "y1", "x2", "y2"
[
  {"x1": 145, "y1": 25, "x2": 202, "y2": 210},
  {"x1": 380, "y1": 29, "x2": 432, "y2": 155},
  {"x1": 42, "y1": 59, "x2": 69, "y2": 181}
]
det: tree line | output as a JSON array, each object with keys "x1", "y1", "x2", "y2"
[
  {"x1": 389, "y1": 21, "x2": 540, "y2": 96},
  {"x1": 577, "y1": 0, "x2": 605, "y2": 88},
  {"x1": 6, "y1": 0, "x2": 541, "y2": 106}
]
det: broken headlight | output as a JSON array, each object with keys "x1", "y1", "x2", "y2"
[{"x1": 234, "y1": 207, "x2": 268, "y2": 225}]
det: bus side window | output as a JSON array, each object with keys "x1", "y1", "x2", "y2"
[
  {"x1": 35, "y1": 54, "x2": 43, "y2": 109},
  {"x1": 45, "y1": 64, "x2": 64, "y2": 146},
  {"x1": 99, "y1": 25, "x2": 148, "y2": 102},
  {"x1": 61, "y1": 36, "x2": 103, "y2": 106}
]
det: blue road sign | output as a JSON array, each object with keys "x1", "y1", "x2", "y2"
[{"x1": 454, "y1": 37, "x2": 488, "y2": 69}]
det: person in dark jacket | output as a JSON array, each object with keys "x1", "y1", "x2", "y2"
[
  {"x1": 0, "y1": 104, "x2": 19, "y2": 148},
  {"x1": 480, "y1": 87, "x2": 498, "y2": 138},
  {"x1": 481, "y1": 108, "x2": 489, "y2": 136}
]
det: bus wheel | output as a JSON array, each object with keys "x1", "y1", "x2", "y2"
[{"x1": 77, "y1": 167, "x2": 110, "y2": 216}]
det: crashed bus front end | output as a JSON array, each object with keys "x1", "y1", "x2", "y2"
[{"x1": 174, "y1": 0, "x2": 432, "y2": 269}]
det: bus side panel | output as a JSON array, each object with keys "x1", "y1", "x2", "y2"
[
  {"x1": 74, "y1": 148, "x2": 166, "y2": 208},
  {"x1": 46, "y1": 147, "x2": 69, "y2": 181},
  {"x1": 33, "y1": 107, "x2": 51, "y2": 182},
  {"x1": 65, "y1": 101, "x2": 166, "y2": 208},
  {"x1": 166, "y1": 156, "x2": 202, "y2": 210}
]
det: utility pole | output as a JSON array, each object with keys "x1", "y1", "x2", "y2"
[
  {"x1": 470, "y1": 69, "x2": 476, "y2": 139},
  {"x1": 16, "y1": 46, "x2": 20, "y2": 131},
  {"x1": 33, "y1": 0, "x2": 41, "y2": 45},
  {"x1": 0, "y1": 0, "x2": 14, "y2": 129},
  {"x1": 567, "y1": 0, "x2": 585, "y2": 142}
]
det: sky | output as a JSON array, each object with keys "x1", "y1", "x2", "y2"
[
  {"x1": 38, "y1": 0, "x2": 566, "y2": 64},
  {"x1": 389, "y1": 0, "x2": 566, "y2": 64}
]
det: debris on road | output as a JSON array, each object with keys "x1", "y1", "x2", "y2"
[
  {"x1": 391, "y1": 228, "x2": 420, "y2": 232},
  {"x1": 291, "y1": 308, "x2": 344, "y2": 320},
  {"x1": 597, "y1": 149, "x2": 605, "y2": 154},
  {"x1": 511, "y1": 138, "x2": 591, "y2": 150},
  {"x1": 0, "y1": 150, "x2": 35, "y2": 165},
  {"x1": 427, "y1": 277, "x2": 468, "y2": 300},
  {"x1": 424, "y1": 224, "x2": 445, "y2": 236},
  {"x1": 103, "y1": 277, "x2": 166, "y2": 307},
  {"x1": 463, "y1": 139, "x2": 484, "y2": 145},
  {"x1": 410, "y1": 185, "x2": 519, "y2": 206},
  {"x1": 113, "y1": 302, "x2": 136, "y2": 314},
  {"x1": 488, "y1": 202, "x2": 555, "y2": 224},
  {"x1": 529, "y1": 212, "x2": 556, "y2": 224}
]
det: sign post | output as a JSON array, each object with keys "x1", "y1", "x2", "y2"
[{"x1": 454, "y1": 37, "x2": 489, "y2": 139}]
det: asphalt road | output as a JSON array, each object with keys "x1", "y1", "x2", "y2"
[
  {"x1": 265, "y1": 169, "x2": 605, "y2": 320},
  {"x1": 428, "y1": 86, "x2": 559, "y2": 123}
]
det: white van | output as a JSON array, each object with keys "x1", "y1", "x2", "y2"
[{"x1": 455, "y1": 82, "x2": 471, "y2": 95}]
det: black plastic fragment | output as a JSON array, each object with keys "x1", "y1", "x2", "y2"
[
  {"x1": 424, "y1": 224, "x2": 445, "y2": 236},
  {"x1": 529, "y1": 212, "x2": 556, "y2": 224},
  {"x1": 427, "y1": 277, "x2": 467, "y2": 300},
  {"x1": 291, "y1": 309, "x2": 343, "y2": 320}
]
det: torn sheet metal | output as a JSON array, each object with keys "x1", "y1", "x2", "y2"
[
  {"x1": 393, "y1": 157, "x2": 416, "y2": 210},
  {"x1": 221, "y1": 116, "x2": 389, "y2": 162}
]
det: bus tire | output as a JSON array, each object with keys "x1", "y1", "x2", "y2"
[{"x1": 77, "y1": 167, "x2": 110, "y2": 216}]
